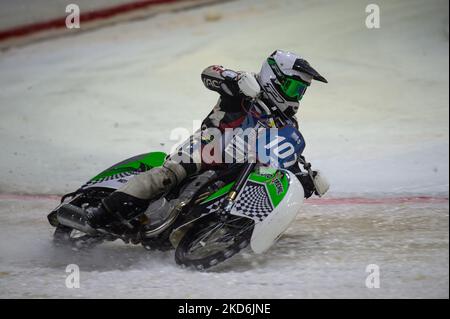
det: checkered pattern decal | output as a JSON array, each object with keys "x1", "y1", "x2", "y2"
[
  {"x1": 205, "y1": 197, "x2": 225, "y2": 214},
  {"x1": 205, "y1": 181, "x2": 274, "y2": 222},
  {"x1": 234, "y1": 182, "x2": 274, "y2": 221}
]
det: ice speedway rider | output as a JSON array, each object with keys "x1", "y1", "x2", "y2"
[{"x1": 86, "y1": 50, "x2": 330, "y2": 230}]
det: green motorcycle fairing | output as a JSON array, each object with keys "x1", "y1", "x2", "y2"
[
  {"x1": 201, "y1": 166, "x2": 290, "y2": 210},
  {"x1": 81, "y1": 152, "x2": 167, "y2": 190},
  {"x1": 81, "y1": 151, "x2": 290, "y2": 211}
]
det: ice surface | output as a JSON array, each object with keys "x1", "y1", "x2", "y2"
[
  {"x1": 0, "y1": 0, "x2": 448, "y2": 298},
  {"x1": 0, "y1": 198, "x2": 447, "y2": 298}
]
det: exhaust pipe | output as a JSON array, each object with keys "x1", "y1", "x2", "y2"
[{"x1": 56, "y1": 204, "x2": 98, "y2": 235}]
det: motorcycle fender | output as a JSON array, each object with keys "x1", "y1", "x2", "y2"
[{"x1": 249, "y1": 171, "x2": 304, "y2": 254}]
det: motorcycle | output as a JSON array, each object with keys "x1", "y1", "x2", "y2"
[{"x1": 47, "y1": 98, "x2": 320, "y2": 270}]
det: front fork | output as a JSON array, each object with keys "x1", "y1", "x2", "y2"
[{"x1": 220, "y1": 162, "x2": 257, "y2": 217}]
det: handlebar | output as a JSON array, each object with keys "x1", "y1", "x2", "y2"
[{"x1": 251, "y1": 96, "x2": 294, "y2": 128}]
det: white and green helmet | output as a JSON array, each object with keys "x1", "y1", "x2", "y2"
[{"x1": 258, "y1": 50, "x2": 327, "y2": 115}]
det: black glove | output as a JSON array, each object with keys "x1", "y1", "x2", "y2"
[{"x1": 297, "y1": 171, "x2": 317, "y2": 199}]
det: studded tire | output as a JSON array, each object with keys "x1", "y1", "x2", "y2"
[{"x1": 175, "y1": 215, "x2": 254, "y2": 270}]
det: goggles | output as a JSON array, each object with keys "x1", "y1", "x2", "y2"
[
  {"x1": 268, "y1": 57, "x2": 309, "y2": 100},
  {"x1": 280, "y1": 77, "x2": 308, "y2": 100}
]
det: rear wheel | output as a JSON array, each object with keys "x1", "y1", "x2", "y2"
[
  {"x1": 51, "y1": 189, "x2": 112, "y2": 249},
  {"x1": 175, "y1": 215, "x2": 254, "y2": 270}
]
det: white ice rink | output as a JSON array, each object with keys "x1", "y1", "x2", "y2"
[{"x1": 0, "y1": 0, "x2": 448, "y2": 298}]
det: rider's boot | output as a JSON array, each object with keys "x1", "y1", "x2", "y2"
[{"x1": 86, "y1": 160, "x2": 187, "y2": 231}]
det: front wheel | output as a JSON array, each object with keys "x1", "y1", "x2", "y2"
[{"x1": 175, "y1": 215, "x2": 254, "y2": 270}]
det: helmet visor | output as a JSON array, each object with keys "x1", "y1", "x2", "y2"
[{"x1": 280, "y1": 77, "x2": 308, "y2": 100}]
